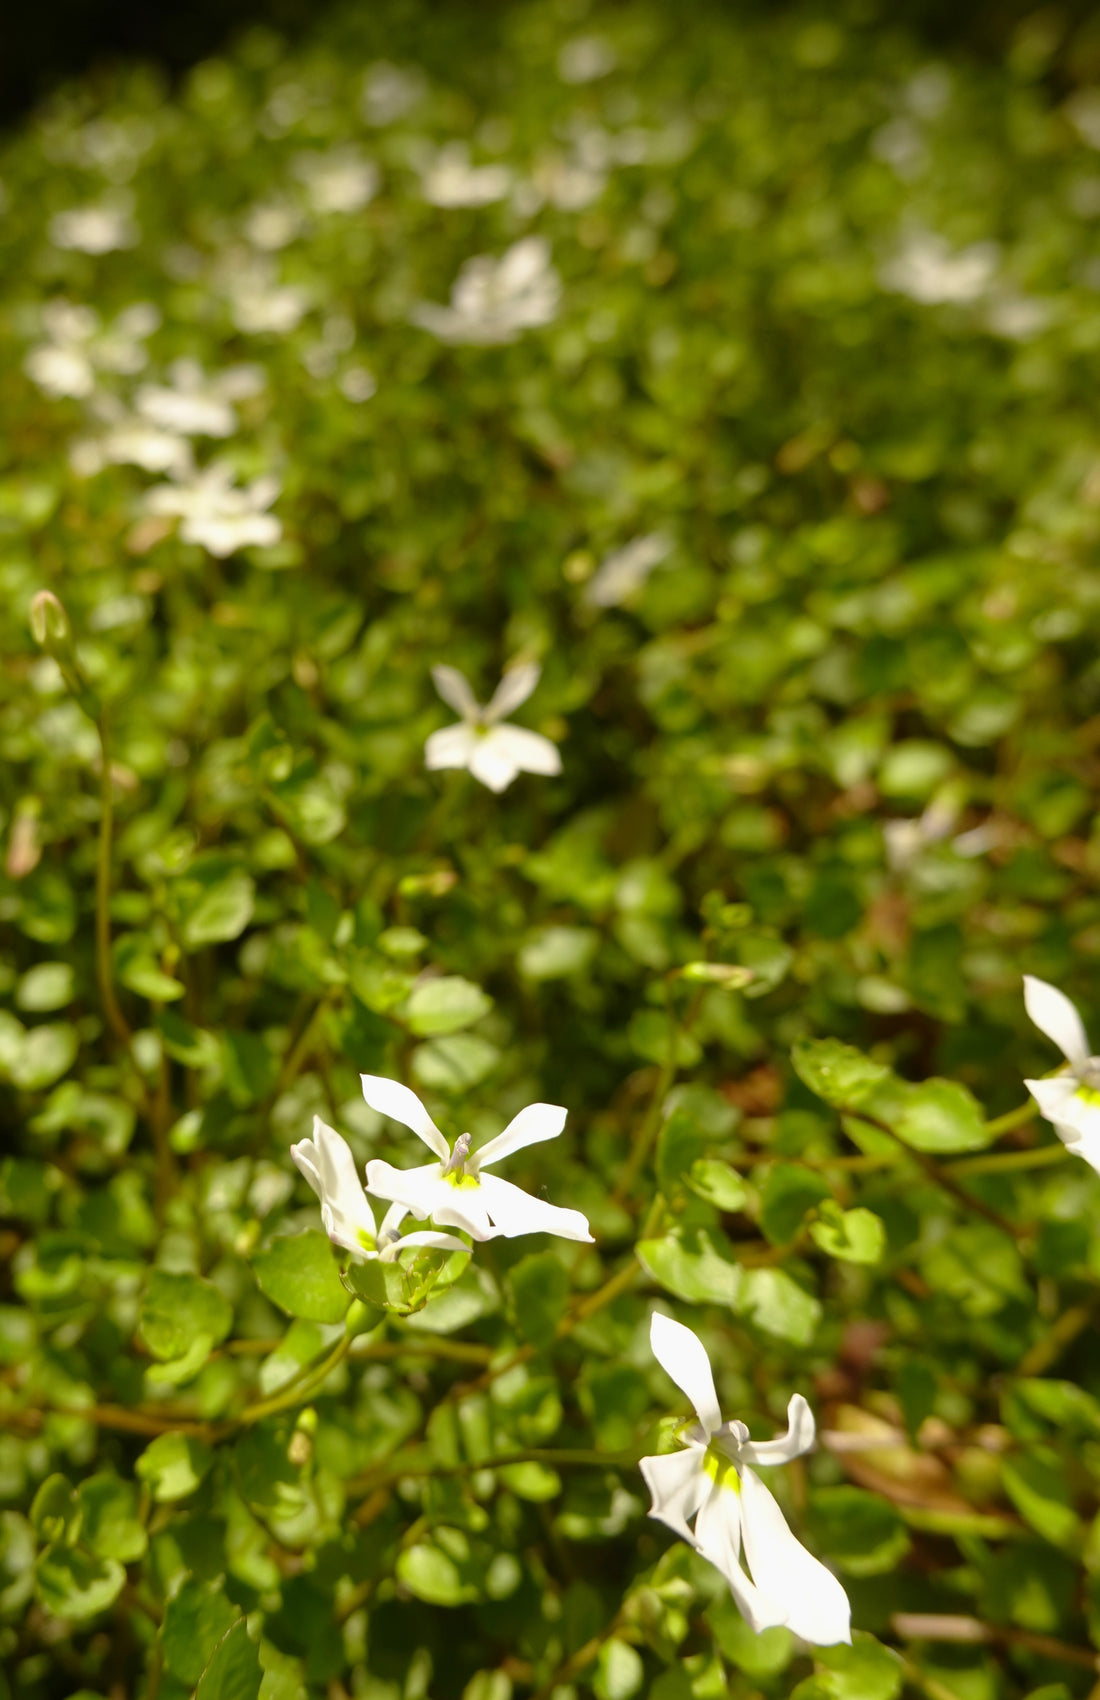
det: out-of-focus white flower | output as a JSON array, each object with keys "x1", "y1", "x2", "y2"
[
  {"x1": 49, "y1": 201, "x2": 138, "y2": 254},
  {"x1": 144, "y1": 462, "x2": 282, "y2": 556},
  {"x1": 340, "y1": 365, "x2": 377, "y2": 403},
  {"x1": 411, "y1": 237, "x2": 561, "y2": 345},
  {"x1": 135, "y1": 359, "x2": 264, "y2": 437},
  {"x1": 225, "y1": 260, "x2": 311, "y2": 335},
  {"x1": 558, "y1": 34, "x2": 618, "y2": 84},
  {"x1": 243, "y1": 201, "x2": 304, "y2": 251},
  {"x1": 293, "y1": 147, "x2": 379, "y2": 214},
  {"x1": 1023, "y1": 977, "x2": 1100, "y2": 1171},
  {"x1": 881, "y1": 229, "x2": 999, "y2": 305},
  {"x1": 425, "y1": 661, "x2": 561, "y2": 792},
  {"x1": 291, "y1": 1115, "x2": 467, "y2": 1261},
  {"x1": 420, "y1": 142, "x2": 513, "y2": 208},
  {"x1": 361, "y1": 1076, "x2": 592, "y2": 1243},
  {"x1": 527, "y1": 152, "x2": 607, "y2": 212},
  {"x1": 641, "y1": 1314, "x2": 851, "y2": 1646},
  {"x1": 24, "y1": 300, "x2": 158, "y2": 398},
  {"x1": 362, "y1": 62, "x2": 426, "y2": 126},
  {"x1": 585, "y1": 533, "x2": 673, "y2": 607},
  {"x1": 1066, "y1": 89, "x2": 1100, "y2": 151},
  {"x1": 883, "y1": 795, "x2": 959, "y2": 871},
  {"x1": 71, "y1": 398, "x2": 193, "y2": 479},
  {"x1": 983, "y1": 290, "x2": 1053, "y2": 341}
]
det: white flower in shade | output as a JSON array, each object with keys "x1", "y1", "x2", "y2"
[
  {"x1": 411, "y1": 237, "x2": 561, "y2": 345},
  {"x1": 224, "y1": 259, "x2": 311, "y2": 336},
  {"x1": 71, "y1": 403, "x2": 193, "y2": 478},
  {"x1": 291, "y1": 1115, "x2": 468, "y2": 1261},
  {"x1": 420, "y1": 143, "x2": 513, "y2": 208},
  {"x1": 24, "y1": 300, "x2": 158, "y2": 399},
  {"x1": 585, "y1": 533, "x2": 673, "y2": 608},
  {"x1": 641, "y1": 1314, "x2": 851, "y2": 1647},
  {"x1": 144, "y1": 462, "x2": 282, "y2": 557},
  {"x1": 425, "y1": 662, "x2": 561, "y2": 793},
  {"x1": 135, "y1": 359, "x2": 264, "y2": 437},
  {"x1": 1023, "y1": 976, "x2": 1100, "y2": 1170},
  {"x1": 49, "y1": 201, "x2": 138, "y2": 254},
  {"x1": 880, "y1": 229, "x2": 999, "y2": 306},
  {"x1": 361, "y1": 1076, "x2": 593, "y2": 1243}
]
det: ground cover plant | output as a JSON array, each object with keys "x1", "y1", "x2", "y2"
[{"x1": 7, "y1": 1, "x2": 1100, "y2": 1696}]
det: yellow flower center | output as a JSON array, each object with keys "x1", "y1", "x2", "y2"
[
  {"x1": 445, "y1": 1170, "x2": 480, "y2": 1191},
  {"x1": 703, "y1": 1445, "x2": 741, "y2": 1493}
]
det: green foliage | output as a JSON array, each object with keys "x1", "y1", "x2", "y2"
[{"x1": 6, "y1": 1, "x2": 1100, "y2": 1697}]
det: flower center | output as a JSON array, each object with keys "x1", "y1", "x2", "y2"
[
  {"x1": 441, "y1": 1132, "x2": 476, "y2": 1183},
  {"x1": 356, "y1": 1228, "x2": 377, "y2": 1252},
  {"x1": 703, "y1": 1444, "x2": 741, "y2": 1493}
]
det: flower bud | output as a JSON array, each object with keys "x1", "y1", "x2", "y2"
[{"x1": 29, "y1": 590, "x2": 71, "y2": 651}]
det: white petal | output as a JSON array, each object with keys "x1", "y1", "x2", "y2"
[
  {"x1": 360, "y1": 1075, "x2": 450, "y2": 1161},
  {"x1": 649, "y1": 1312, "x2": 722, "y2": 1437},
  {"x1": 499, "y1": 236, "x2": 550, "y2": 292},
  {"x1": 431, "y1": 664, "x2": 480, "y2": 721},
  {"x1": 1025, "y1": 1076, "x2": 1100, "y2": 1155},
  {"x1": 1063, "y1": 1127, "x2": 1100, "y2": 1176},
  {"x1": 466, "y1": 731, "x2": 522, "y2": 793},
  {"x1": 425, "y1": 1187, "x2": 496, "y2": 1240},
  {"x1": 476, "y1": 1172, "x2": 593, "y2": 1241},
  {"x1": 380, "y1": 1229, "x2": 470, "y2": 1261},
  {"x1": 739, "y1": 1465, "x2": 851, "y2": 1646},
  {"x1": 297, "y1": 1118, "x2": 377, "y2": 1253},
  {"x1": 290, "y1": 1139, "x2": 322, "y2": 1198},
  {"x1": 740, "y1": 1394, "x2": 816, "y2": 1467},
  {"x1": 639, "y1": 1447, "x2": 708, "y2": 1542},
  {"x1": 473, "y1": 1102, "x2": 567, "y2": 1171},
  {"x1": 364, "y1": 1159, "x2": 448, "y2": 1220},
  {"x1": 486, "y1": 725, "x2": 561, "y2": 778},
  {"x1": 694, "y1": 1478, "x2": 786, "y2": 1634},
  {"x1": 425, "y1": 723, "x2": 478, "y2": 771},
  {"x1": 378, "y1": 1201, "x2": 409, "y2": 1238},
  {"x1": 484, "y1": 662, "x2": 540, "y2": 722},
  {"x1": 1023, "y1": 976, "x2": 1090, "y2": 1072}
]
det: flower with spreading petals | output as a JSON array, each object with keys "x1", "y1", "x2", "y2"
[
  {"x1": 144, "y1": 462, "x2": 282, "y2": 557},
  {"x1": 410, "y1": 237, "x2": 561, "y2": 345},
  {"x1": 50, "y1": 201, "x2": 138, "y2": 254},
  {"x1": 135, "y1": 358, "x2": 264, "y2": 438},
  {"x1": 360, "y1": 1076, "x2": 592, "y2": 1243},
  {"x1": 425, "y1": 662, "x2": 561, "y2": 793},
  {"x1": 420, "y1": 142, "x2": 513, "y2": 208},
  {"x1": 640, "y1": 1313, "x2": 851, "y2": 1646},
  {"x1": 291, "y1": 1115, "x2": 468, "y2": 1261},
  {"x1": 1023, "y1": 976, "x2": 1100, "y2": 1171}
]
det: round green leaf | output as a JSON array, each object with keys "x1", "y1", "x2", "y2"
[
  {"x1": 251, "y1": 1230, "x2": 351, "y2": 1323},
  {"x1": 139, "y1": 1269, "x2": 233, "y2": 1361}
]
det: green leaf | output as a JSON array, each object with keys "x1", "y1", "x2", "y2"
[
  {"x1": 809, "y1": 1204, "x2": 886, "y2": 1265},
  {"x1": 737, "y1": 1269, "x2": 821, "y2": 1346},
  {"x1": 114, "y1": 936, "x2": 186, "y2": 1002},
  {"x1": 15, "y1": 963, "x2": 74, "y2": 1011},
  {"x1": 135, "y1": 1433, "x2": 213, "y2": 1503},
  {"x1": 155, "y1": 1010, "x2": 221, "y2": 1069},
  {"x1": 867, "y1": 1077, "x2": 991, "y2": 1154},
  {"x1": 2, "y1": 1021, "x2": 78, "y2": 1090},
  {"x1": 807, "y1": 1488, "x2": 911, "y2": 1576},
  {"x1": 519, "y1": 926, "x2": 599, "y2": 980},
  {"x1": 707, "y1": 1597, "x2": 793, "y2": 1676},
  {"x1": 594, "y1": 1639, "x2": 644, "y2": 1700},
  {"x1": 685, "y1": 1159, "x2": 748, "y2": 1212},
  {"x1": 405, "y1": 976, "x2": 492, "y2": 1036},
  {"x1": 759, "y1": 1164, "x2": 830, "y2": 1244},
  {"x1": 30, "y1": 1475, "x2": 76, "y2": 1541},
  {"x1": 176, "y1": 860, "x2": 255, "y2": 951},
  {"x1": 1002, "y1": 1452, "x2": 1080, "y2": 1550},
  {"x1": 76, "y1": 1476, "x2": 147, "y2": 1563},
  {"x1": 35, "y1": 1543, "x2": 125, "y2": 1620},
  {"x1": 511, "y1": 1251, "x2": 569, "y2": 1349},
  {"x1": 411, "y1": 1034, "x2": 500, "y2": 1092},
  {"x1": 252, "y1": 1231, "x2": 350, "y2": 1324},
  {"x1": 636, "y1": 1229, "x2": 743, "y2": 1307},
  {"x1": 196, "y1": 1619, "x2": 263, "y2": 1700},
  {"x1": 790, "y1": 1039, "x2": 890, "y2": 1108},
  {"x1": 629, "y1": 1009, "x2": 701, "y2": 1068},
  {"x1": 790, "y1": 1634, "x2": 903, "y2": 1700},
  {"x1": 139, "y1": 1269, "x2": 233, "y2": 1361},
  {"x1": 162, "y1": 1579, "x2": 240, "y2": 1685},
  {"x1": 396, "y1": 1536, "x2": 479, "y2": 1605}
]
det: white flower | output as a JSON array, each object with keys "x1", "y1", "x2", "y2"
[
  {"x1": 144, "y1": 462, "x2": 282, "y2": 557},
  {"x1": 49, "y1": 202, "x2": 138, "y2": 254},
  {"x1": 135, "y1": 359, "x2": 264, "y2": 437},
  {"x1": 361, "y1": 62, "x2": 426, "y2": 127},
  {"x1": 293, "y1": 148, "x2": 379, "y2": 215},
  {"x1": 420, "y1": 143, "x2": 513, "y2": 208},
  {"x1": 880, "y1": 229, "x2": 999, "y2": 305},
  {"x1": 641, "y1": 1314, "x2": 851, "y2": 1646},
  {"x1": 425, "y1": 662, "x2": 561, "y2": 793},
  {"x1": 224, "y1": 259, "x2": 311, "y2": 336},
  {"x1": 361, "y1": 1076, "x2": 592, "y2": 1243},
  {"x1": 1023, "y1": 976, "x2": 1100, "y2": 1170},
  {"x1": 585, "y1": 533, "x2": 673, "y2": 608},
  {"x1": 71, "y1": 403, "x2": 193, "y2": 479},
  {"x1": 557, "y1": 35, "x2": 618, "y2": 84},
  {"x1": 24, "y1": 300, "x2": 158, "y2": 399},
  {"x1": 291, "y1": 1115, "x2": 467, "y2": 1261},
  {"x1": 411, "y1": 237, "x2": 561, "y2": 345}
]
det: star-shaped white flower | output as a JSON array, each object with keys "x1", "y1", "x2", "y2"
[
  {"x1": 410, "y1": 236, "x2": 561, "y2": 345},
  {"x1": 425, "y1": 662, "x2": 561, "y2": 793},
  {"x1": 144, "y1": 462, "x2": 282, "y2": 557},
  {"x1": 1023, "y1": 976, "x2": 1100, "y2": 1171},
  {"x1": 360, "y1": 1077, "x2": 592, "y2": 1243},
  {"x1": 640, "y1": 1313, "x2": 851, "y2": 1647},
  {"x1": 291, "y1": 1115, "x2": 468, "y2": 1261}
]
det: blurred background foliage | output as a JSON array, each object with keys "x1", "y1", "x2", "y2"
[{"x1": 7, "y1": 0, "x2": 1100, "y2": 1697}]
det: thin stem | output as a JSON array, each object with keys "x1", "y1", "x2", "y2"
[
  {"x1": 949, "y1": 1143, "x2": 1066, "y2": 1178},
  {"x1": 982, "y1": 1100, "x2": 1038, "y2": 1138},
  {"x1": 842, "y1": 1107, "x2": 1020, "y2": 1239},
  {"x1": 234, "y1": 1334, "x2": 351, "y2": 1427},
  {"x1": 893, "y1": 1613, "x2": 1100, "y2": 1674},
  {"x1": 94, "y1": 716, "x2": 131, "y2": 1051}
]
